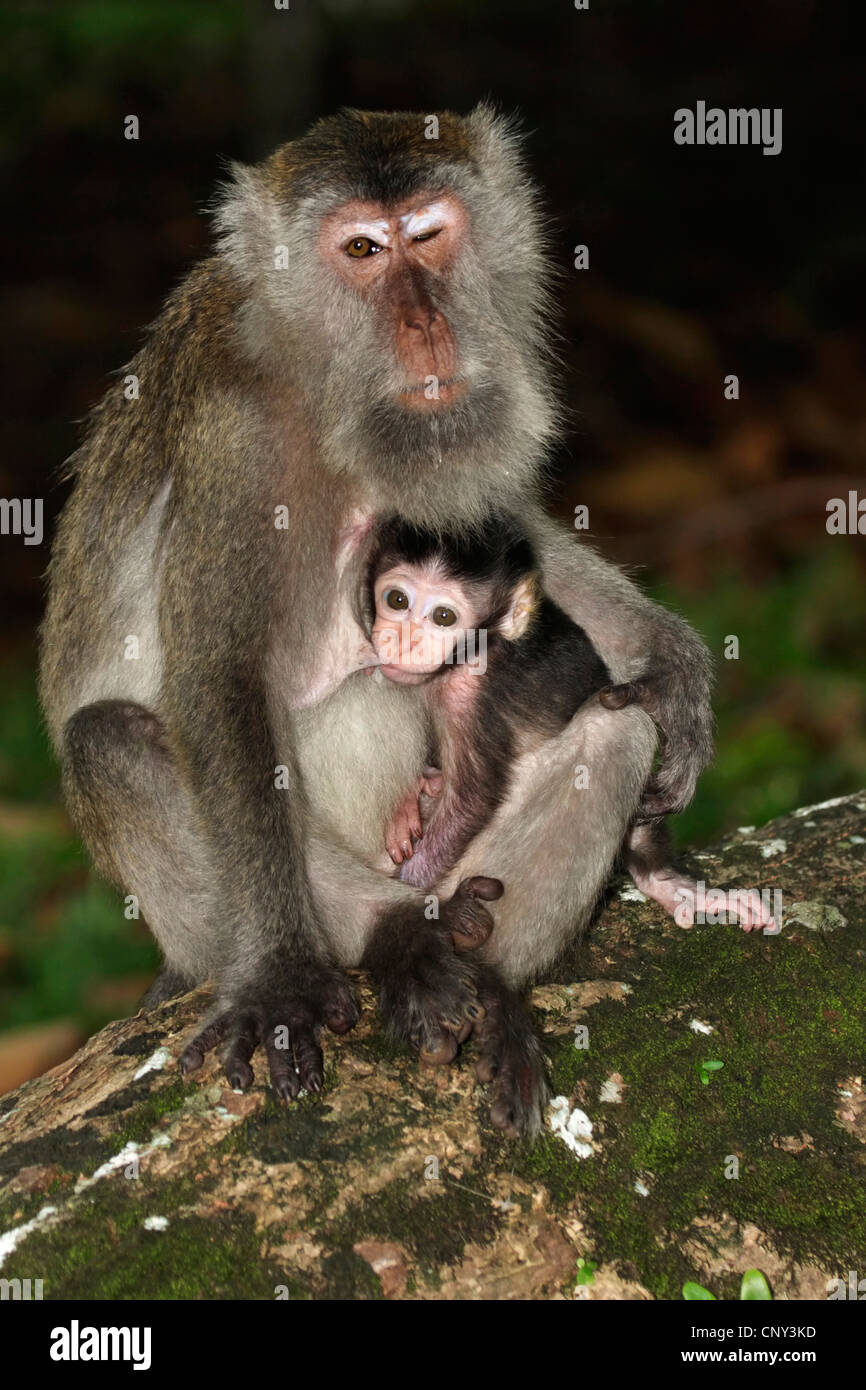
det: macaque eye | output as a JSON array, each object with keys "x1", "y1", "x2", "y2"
[
  {"x1": 346, "y1": 236, "x2": 381, "y2": 258},
  {"x1": 413, "y1": 229, "x2": 441, "y2": 242},
  {"x1": 385, "y1": 588, "x2": 409, "y2": 611},
  {"x1": 431, "y1": 606, "x2": 457, "y2": 628}
]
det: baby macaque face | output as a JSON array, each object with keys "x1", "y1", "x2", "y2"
[{"x1": 372, "y1": 565, "x2": 480, "y2": 684}]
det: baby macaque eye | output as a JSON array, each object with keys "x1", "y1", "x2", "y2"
[
  {"x1": 385, "y1": 588, "x2": 409, "y2": 611},
  {"x1": 346, "y1": 236, "x2": 381, "y2": 258},
  {"x1": 431, "y1": 606, "x2": 457, "y2": 628}
]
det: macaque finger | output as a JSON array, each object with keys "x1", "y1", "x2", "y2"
[
  {"x1": 422, "y1": 770, "x2": 444, "y2": 798},
  {"x1": 460, "y1": 875, "x2": 504, "y2": 902},
  {"x1": 325, "y1": 997, "x2": 360, "y2": 1034},
  {"x1": 599, "y1": 681, "x2": 646, "y2": 710}
]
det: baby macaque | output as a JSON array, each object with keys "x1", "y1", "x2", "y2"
[
  {"x1": 367, "y1": 515, "x2": 776, "y2": 935},
  {"x1": 368, "y1": 515, "x2": 610, "y2": 891}
]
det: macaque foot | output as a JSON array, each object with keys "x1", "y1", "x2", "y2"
[
  {"x1": 472, "y1": 968, "x2": 548, "y2": 1138},
  {"x1": 635, "y1": 870, "x2": 777, "y2": 934},
  {"x1": 179, "y1": 962, "x2": 359, "y2": 1099},
  {"x1": 373, "y1": 924, "x2": 485, "y2": 1066}
]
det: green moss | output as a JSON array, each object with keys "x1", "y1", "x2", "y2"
[
  {"x1": 511, "y1": 908, "x2": 866, "y2": 1298},
  {"x1": 2, "y1": 1186, "x2": 284, "y2": 1299},
  {"x1": 88, "y1": 1077, "x2": 190, "y2": 1149}
]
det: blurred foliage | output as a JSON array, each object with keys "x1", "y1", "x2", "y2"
[
  {"x1": 666, "y1": 543, "x2": 866, "y2": 843},
  {"x1": 0, "y1": 665, "x2": 158, "y2": 1041}
]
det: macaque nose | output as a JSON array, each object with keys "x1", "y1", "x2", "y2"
[
  {"x1": 406, "y1": 622, "x2": 426, "y2": 661},
  {"x1": 402, "y1": 307, "x2": 438, "y2": 333}
]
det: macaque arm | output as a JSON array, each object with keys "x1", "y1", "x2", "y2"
[
  {"x1": 160, "y1": 429, "x2": 357, "y2": 1090},
  {"x1": 529, "y1": 513, "x2": 714, "y2": 816}
]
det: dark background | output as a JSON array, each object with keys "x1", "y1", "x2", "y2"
[{"x1": 1, "y1": 0, "x2": 864, "y2": 1088}]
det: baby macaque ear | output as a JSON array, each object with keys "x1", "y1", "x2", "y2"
[{"x1": 499, "y1": 575, "x2": 538, "y2": 640}]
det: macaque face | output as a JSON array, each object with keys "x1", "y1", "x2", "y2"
[
  {"x1": 371, "y1": 565, "x2": 480, "y2": 684},
  {"x1": 318, "y1": 193, "x2": 469, "y2": 411}
]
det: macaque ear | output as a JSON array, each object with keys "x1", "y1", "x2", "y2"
[{"x1": 499, "y1": 576, "x2": 538, "y2": 640}]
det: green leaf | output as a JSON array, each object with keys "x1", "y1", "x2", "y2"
[
  {"x1": 683, "y1": 1282, "x2": 716, "y2": 1300},
  {"x1": 740, "y1": 1269, "x2": 772, "y2": 1301}
]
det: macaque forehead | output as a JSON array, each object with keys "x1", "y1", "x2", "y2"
[{"x1": 318, "y1": 190, "x2": 470, "y2": 280}]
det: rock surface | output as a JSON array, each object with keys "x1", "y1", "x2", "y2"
[{"x1": 1, "y1": 792, "x2": 864, "y2": 1300}]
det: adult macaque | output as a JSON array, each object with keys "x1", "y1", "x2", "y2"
[{"x1": 41, "y1": 107, "x2": 723, "y2": 1136}]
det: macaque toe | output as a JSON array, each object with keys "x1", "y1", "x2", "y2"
[
  {"x1": 290, "y1": 1027, "x2": 324, "y2": 1093},
  {"x1": 179, "y1": 1044, "x2": 205, "y2": 1075},
  {"x1": 419, "y1": 1032, "x2": 459, "y2": 1066},
  {"x1": 179, "y1": 1015, "x2": 230, "y2": 1076},
  {"x1": 475, "y1": 1053, "x2": 497, "y2": 1084},
  {"x1": 472, "y1": 1004, "x2": 548, "y2": 1137},
  {"x1": 264, "y1": 1026, "x2": 301, "y2": 1100},
  {"x1": 225, "y1": 1057, "x2": 255, "y2": 1092}
]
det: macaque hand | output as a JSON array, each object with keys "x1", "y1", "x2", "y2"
[
  {"x1": 384, "y1": 768, "x2": 445, "y2": 863},
  {"x1": 599, "y1": 661, "x2": 713, "y2": 820},
  {"x1": 384, "y1": 787, "x2": 425, "y2": 865},
  {"x1": 442, "y1": 875, "x2": 503, "y2": 952},
  {"x1": 179, "y1": 959, "x2": 359, "y2": 1100}
]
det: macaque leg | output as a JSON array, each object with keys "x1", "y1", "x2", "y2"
[
  {"x1": 61, "y1": 700, "x2": 221, "y2": 986},
  {"x1": 624, "y1": 820, "x2": 776, "y2": 933},
  {"x1": 445, "y1": 702, "x2": 658, "y2": 979},
  {"x1": 434, "y1": 702, "x2": 658, "y2": 1133}
]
